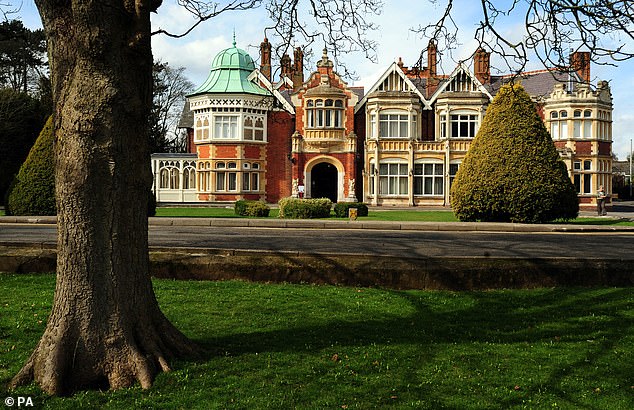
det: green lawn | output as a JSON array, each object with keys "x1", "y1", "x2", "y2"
[
  {"x1": 2, "y1": 274, "x2": 633, "y2": 409},
  {"x1": 154, "y1": 207, "x2": 634, "y2": 225}
]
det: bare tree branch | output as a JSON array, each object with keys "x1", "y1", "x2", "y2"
[
  {"x1": 262, "y1": 0, "x2": 381, "y2": 79},
  {"x1": 151, "y1": 1, "x2": 263, "y2": 37},
  {"x1": 413, "y1": 0, "x2": 634, "y2": 78}
]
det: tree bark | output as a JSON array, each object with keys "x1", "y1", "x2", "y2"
[{"x1": 10, "y1": 0, "x2": 199, "y2": 395}]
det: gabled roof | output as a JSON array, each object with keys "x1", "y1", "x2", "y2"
[
  {"x1": 177, "y1": 99, "x2": 194, "y2": 129},
  {"x1": 428, "y1": 62, "x2": 493, "y2": 103},
  {"x1": 355, "y1": 62, "x2": 432, "y2": 113},
  {"x1": 485, "y1": 69, "x2": 580, "y2": 99}
]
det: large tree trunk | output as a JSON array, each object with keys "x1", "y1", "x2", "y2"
[{"x1": 10, "y1": 0, "x2": 198, "y2": 395}]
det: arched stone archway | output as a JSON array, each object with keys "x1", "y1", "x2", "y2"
[{"x1": 305, "y1": 156, "x2": 345, "y2": 202}]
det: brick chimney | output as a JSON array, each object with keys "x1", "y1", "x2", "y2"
[
  {"x1": 571, "y1": 51, "x2": 591, "y2": 83},
  {"x1": 427, "y1": 39, "x2": 437, "y2": 77},
  {"x1": 259, "y1": 37, "x2": 272, "y2": 81},
  {"x1": 280, "y1": 53, "x2": 292, "y2": 81},
  {"x1": 474, "y1": 48, "x2": 490, "y2": 84},
  {"x1": 292, "y1": 47, "x2": 304, "y2": 90}
]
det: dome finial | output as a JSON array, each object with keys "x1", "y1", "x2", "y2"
[{"x1": 232, "y1": 29, "x2": 236, "y2": 47}]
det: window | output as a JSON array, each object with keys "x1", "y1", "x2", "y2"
[
  {"x1": 439, "y1": 114, "x2": 447, "y2": 139},
  {"x1": 216, "y1": 172, "x2": 225, "y2": 191},
  {"x1": 449, "y1": 163, "x2": 460, "y2": 189},
  {"x1": 242, "y1": 163, "x2": 261, "y2": 192},
  {"x1": 194, "y1": 117, "x2": 210, "y2": 141},
  {"x1": 214, "y1": 116, "x2": 238, "y2": 139},
  {"x1": 584, "y1": 118, "x2": 592, "y2": 139},
  {"x1": 228, "y1": 173, "x2": 237, "y2": 191},
  {"x1": 583, "y1": 174, "x2": 591, "y2": 194},
  {"x1": 183, "y1": 166, "x2": 196, "y2": 189},
  {"x1": 549, "y1": 111, "x2": 571, "y2": 140},
  {"x1": 369, "y1": 114, "x2": 376, "y2": 138},
  {"x1": 559, "y1": 111, "x2": 568, "y2": 138},
  {"x1": 215, "y1": 162, "x2": 237, "y2": 192},
  {"x1": 414, "y1": 163, "x2": 444, "y2": 196},
  {"x1": 379, "y1": 113, "x2": 408, "y2": 138},
  {"x1": 450, "y1": 113, "x2": 478, "y2": 138},
  {"x1": 159, "y1": 169, "x2": 170, "y2": 189},
  {"x1": 573, "y1": 160, "x2": 592, "y2": 194},
  {"x1": 584, "y1": 160, "x2": 592, "y2": 170},
  {"x1": 378, "y1": 162, "x2": 408, "y2": 195},
  {"x1": 244, "y1": 117, "x2": 265, "y2": 141},
  {"x1": 306, "y1": 98, "x2": 344, "y2": 129}
]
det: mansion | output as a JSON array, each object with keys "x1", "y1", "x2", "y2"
[{"x1": 151, "y1": 38, "x2": 613, "y2": 209}]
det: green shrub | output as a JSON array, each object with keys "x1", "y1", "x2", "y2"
[
  {"x1": 333, "y1": 202, "x2": 369, "y2": 218},
  {"x1": 7, "y1": 116, "x2": 56, "y2": 216},
  {"x1": 450, "y1": 83, "x2": 579, "y2": 223},
  {"x1": 234, "y1": 200, "x2": 270, "y2": 217},
  {"x1": 278, "y1": 197, "x2": 332, "y2": 219}
]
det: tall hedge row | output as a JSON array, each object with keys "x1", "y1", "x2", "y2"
[
  {"x1": 7, "y1": 116, "x2": 56, "y2": 216},
  {"x1": 450, "y1": 83, "x2": 578, "y2": 223}
]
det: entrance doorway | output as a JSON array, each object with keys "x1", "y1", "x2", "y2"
[{"x1": 311, "y1": 162, "x2": 338, "y2": 202}]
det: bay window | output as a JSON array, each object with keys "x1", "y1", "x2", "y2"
[
  {"x1": 379, "y1": 112, "x2": 408, "y2": 138},
  {"x1": 214, "y1": 116, "x2": 238, "y2": 139},
  {"x1": 306, "y1": 99, "x2": 344, "y2": 129}
]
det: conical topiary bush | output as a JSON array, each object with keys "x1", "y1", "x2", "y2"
[
  {"x1": 7, "y1": 116, "x2": 56, "y2": 216},
  {"x1": 450, "y1": 83, "x2": 578, "y2": 223}
]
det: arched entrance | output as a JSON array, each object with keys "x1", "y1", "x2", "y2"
[{"x1": 310, "y1": 162, "x2": 338, "y2": 202}]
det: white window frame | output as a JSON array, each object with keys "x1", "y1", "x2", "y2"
[
  {"x1": 414, "y1": 161, "x2": 444, "y2": 196},
  {"x1": 449, "y1": 111, "x2": 478, "y2": 138},
  {"x1": 379, "y1": 111, "x2": 409, "y2": 139},
  {"x1": 213, "y1": 115, "x2": 239, "y2": 139},
  {"x1": 378, "y1": 160, "x2": 408, "y2": 196}
]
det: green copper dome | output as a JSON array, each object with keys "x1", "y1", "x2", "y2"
[{"x1": 189, "y1": 41, "x2": 270, "y2": 97}]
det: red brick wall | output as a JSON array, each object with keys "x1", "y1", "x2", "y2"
[
  {"x1": 266, "y1": 111, "x2": 295, "y2": 203},
  {"x1": 186, "y1": 128, "x2": 195, "y2": 153},
  {"x1": 554, "y1": 141, "x2": 567, "y2": 150},
  {"x1": 598, "y1": 141, "x2": 611, "y2": 156},
  {"x1": 215, "y1": 145, "x2": 239, "y2": 158},
  {"x1": 535, "y1": 102, "x2": 545, "y2": 120},
  {"x1": 575, "y1": 141, "x2": 592, "y2": 155},
  {"x1": 243, "y1": 145, "x2": 263, "y2": 159},
  {"x1": 197, "y1": 145, "x2": 211, "y2": 159}
]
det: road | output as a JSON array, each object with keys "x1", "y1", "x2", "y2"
[{"x1": 1, "y1": 224, "x2": 634, "y2": 259}]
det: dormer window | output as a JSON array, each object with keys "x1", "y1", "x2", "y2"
[{"x1": 306, "y1": 98, "x2": 344, "y2": 129}]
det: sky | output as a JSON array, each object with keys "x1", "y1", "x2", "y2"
[{"x1": 12, "y1": 0, "x2": 634, "y2": 160}]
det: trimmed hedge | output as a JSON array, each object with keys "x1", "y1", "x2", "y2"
[
  {"x1": 333, "y1": 202, "x2": 369, "y2": 218},
  {"x1": 450, "y1": 83, "x2": 579, "y2": 223},
  {"x1": 7, "y1": 116, "x2": 56, "y2": 216},
  {"x1": 278, "y1": 197, "x2": 332, "y2": 219},
  {"x1": 234, "y1": 200, "x2": 270, "y2": 217}
]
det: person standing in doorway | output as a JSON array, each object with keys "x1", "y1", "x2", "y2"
[{"x1": 597, "y1": 185, "x2": 607, "y2": 216}]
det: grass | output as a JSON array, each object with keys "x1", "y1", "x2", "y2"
[
  {"x1": 1, "y1": 274, "x2": 633, "y2": 409},
  {"x1": 154, "y1": 206, "x2": 634, "y2": 226}
]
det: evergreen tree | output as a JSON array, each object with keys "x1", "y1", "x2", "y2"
[
  {"x1": 450, "y1": 83, "x2": 579, "y2": 223},
  {"x1": 7, "y1": 116, "x2": 55, "y2": 215},
  {"x1": 0, "y1": 88, "x2": 48, "y2": 204}
]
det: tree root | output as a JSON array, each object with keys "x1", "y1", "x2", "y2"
[{"x1": 9, "y1": 312, "x2": 202, "y2": 396}]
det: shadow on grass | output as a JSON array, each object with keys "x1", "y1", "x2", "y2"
[{"x1": 191, "y1": 287, "x2": 633, "y2": 408}]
